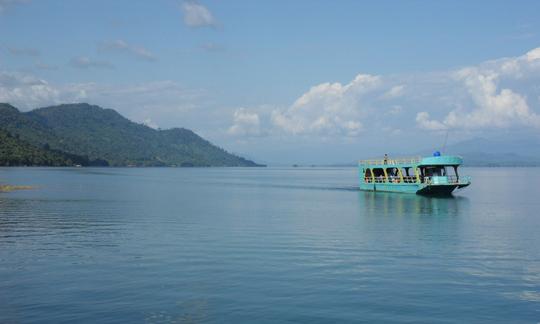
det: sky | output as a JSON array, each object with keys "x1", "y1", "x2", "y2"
[{"x1": 1, "y1": 0, "x2": 540, "y2": 164}]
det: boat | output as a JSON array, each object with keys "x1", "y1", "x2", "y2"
[{"x1": 358, "y1": 153, "x2": 471, "y2": 195}]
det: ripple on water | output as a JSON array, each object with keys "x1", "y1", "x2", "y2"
[{"x1": 1, "y1": 167, "x2": 540, "y2": 323}]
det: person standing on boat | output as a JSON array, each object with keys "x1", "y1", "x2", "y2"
[{"x1": 384, "y1": 154, "x2": 388, "y2": 165}]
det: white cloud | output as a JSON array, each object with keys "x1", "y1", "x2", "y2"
[
  {"x1": 228, "y1": 108, "x2": 262, "y2": 136},
  {"x1": 416, "y1": 47, "x2": 540, "y2": 130},
  {"x1": 526, "y1": 47, "x2": 540, "y2": 62},
  {"x1": 181, "y1": 0, "x2": 216, "y2": 28},
  {"x1": 270, "y1": 74, "x2": 381, "y2": 136},
  {"x1": 0, "y1": 71, "x2": 61, "y2": 108},
  {"x1": 69, "y1": 56, "x2": 114, "y2": 69},
  {"x1": 226, "y1": 47, "x2": 540, "y2": 138},
  {"x1": 383, "y1": 85, "x2": 405, "y2": 99},
  {"x1": 3, "y1": 46, "x2": 540, "y2": 145},
  {"x1": 99, "y1": 40, "x2": 157, "y2": 61},
  {"x1": 415, "y1": 112, "x2": 447, "y2": 131}
]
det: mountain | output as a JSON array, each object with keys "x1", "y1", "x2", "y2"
[
  {"x1": 0, "y1": 103, "x2": 262, "y2": 167},
  {"x1": 422, "y1": 137, "x2": 540, "y2": 166}
]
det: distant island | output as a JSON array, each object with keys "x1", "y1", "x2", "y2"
[{"x1": 0, "y1": 103, "x2": 263, "y2": 167}]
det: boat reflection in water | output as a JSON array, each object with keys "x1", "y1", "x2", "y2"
[
  {"x1": 359, "y1": 190, "x2": 470, "y2": 219},
  {"x1": 356, "y1": 191, "x2": 472, "y2": 251}
]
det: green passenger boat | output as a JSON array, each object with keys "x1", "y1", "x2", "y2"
[{"x1": 358, "y1": 154, "x2": 471, "y2": 195}]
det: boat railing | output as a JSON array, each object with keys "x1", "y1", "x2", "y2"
[
  {"x1": 365, "y1": 175, "x2": 470, "y2": 185},
  {"x1": 402, "y1": 176, "x2": 418, "y2": 183},
  {"x1": 446, "y1": 175, "x2": 458, "y2": 184},
  {"x1": 364, "y1": 175, "x2": 419, "y2": 184},
  {"x1": 359, "y1": 156, "x2": 422, "y2": 166},
  {"x1": 423, "y1": 176, "x2": 462, "y2": 184}
]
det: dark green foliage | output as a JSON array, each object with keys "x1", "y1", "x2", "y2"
[
  {"x1": 0, "y1": 129, "x2": 90, "y2": 166},
  {"x1": 0, "y1": 103, "x2": 262, "y2": 167}
]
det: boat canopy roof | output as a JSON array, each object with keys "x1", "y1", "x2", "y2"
[
  {"x1": 359, "y1": 155, "x2": 463, "y2": 168},
  {"x1": 419, "y1": 155, "x2": 463, "y2": 166}
]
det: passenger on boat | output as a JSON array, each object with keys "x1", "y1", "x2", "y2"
[{"x1": 384, "y1": 154, "x2": 388, "y2": 165}]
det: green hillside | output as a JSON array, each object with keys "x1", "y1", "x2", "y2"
[
  {"x1": 0, "y1": 129, "x2": 90, "y2": 166},
  {"x1": 0, "y1": 103, "x2": 261, "y2": 167}
]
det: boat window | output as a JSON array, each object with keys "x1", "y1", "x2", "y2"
[
  {"x1": 401, "y1": 167, "x2": 416, "y2": 183},
  {"x1": 403, "y1": 167, "x2": 410, "y2": 177},
  {"x1": 364, "y1": 168, "x2": 373, "y2": 182},
  {"x1": 372, "y1": 168, "x2": 386, "y2": 183},
  {"x1": 386, "y1": 167, "x2": 398, "y2": 177},
  {"x1": 385, "y1": 167, "x2": 400, "y2": 183},
  {"x1": 423, "y1": 166, "x2": 447, "y2": 177}
]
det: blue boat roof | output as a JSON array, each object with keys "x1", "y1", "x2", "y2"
[{"x1": 420, "y1": 155, "x2": 463, "y2": 166}]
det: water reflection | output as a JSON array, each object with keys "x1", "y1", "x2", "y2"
[
  {"x1": 360, "y1": 191, "x2": 469, "y2": 218},
  {"x1": 1, "y1": 168, "x2": 539, "y2": 323}
]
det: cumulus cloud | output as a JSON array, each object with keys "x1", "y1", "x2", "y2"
[
  {"x1": 383, "y1": 85, "x2": 405, "y2": 99},
  {"x1": 415, "y1": 112, "x2": 447, "y2": 131},
  {"x1": 228, "y1": 108, "x2": 262, "y2": 136},
  {"x1": 526, "y1": 47, "x2": 540, "y2": 62},
  {"x1": 69, "y1": 56, "x2": 114, "y2": 69},
  {"x1": 99, "y1": 40, "x2": 157, "y2": 61},
  {"x1": 181, "y1": 0, "x2": 216, "y2": 28},
  {"x1": 226, "y1": 47, "x2": 540, "y2": 138},
  {"x1": 416, "y1": 47, "x2": 540, "y2": 130},
  {"x1": 3, "y1": 46, "x2": 540, "y2": 144},
  {"x1": 270, "y1": 74, "x2": 381, "y2": 136},
  {"x1": 0, "y1": 71, "x2": 61, "y2": 108}
]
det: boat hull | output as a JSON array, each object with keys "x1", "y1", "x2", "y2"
[
  {"x1": 360, "y1": 183, "x2": 420, "y2": 194},
  {"x1": 416, "y1": 184, "x2": 458, "y2": 196},
  {"x1": 359, "y1": 182, "x2": 469, "y2": 196}
]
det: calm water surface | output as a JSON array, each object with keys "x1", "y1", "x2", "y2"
[{"x1": 0, "y1": 167, "x2": 539, "y2": 323}]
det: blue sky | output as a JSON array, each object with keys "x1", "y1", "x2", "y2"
[{"x1": 1, "y1": 0, "x2": 540, "y2": 164}]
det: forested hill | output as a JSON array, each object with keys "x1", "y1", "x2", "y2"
[
  {"x1": 0, "y1": 103, "x2": 262, "y2": 167},
  {"x1": 0, "y1": 129, "x2": 92, "y2": 166}
]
